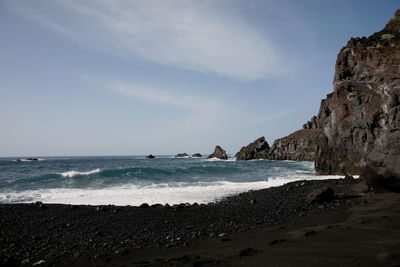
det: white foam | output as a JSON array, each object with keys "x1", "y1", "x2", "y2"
[
  {"x1": 58, "y1": 169, "x2": 100, "y2": 178},
  {"x1": 14, "y1": 158, "x2": 45, "y2": 162},
  {"x1": 205, "y1": 157, "x2": 236, "y2": 162},
  {"x1": 0, "y1": 174, "x2": 346, "y2": 206}
]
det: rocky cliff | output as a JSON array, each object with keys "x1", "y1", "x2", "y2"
[
  {"x1": 268, "y1": 128, "x2": 319, "y2": 161},
  {"x1": 314, "y1": 10, "x2": 400, "y2": 191},
  {"x1": 236, "y1": 10, "x2": 400, "y2": 190},
  {"x1": 235, "y1": 128, "x2": 318, "y2": 161}
]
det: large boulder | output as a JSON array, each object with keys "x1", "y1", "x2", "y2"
[
  {"x1": 313, "y1": 10, "x2": 400, "y2": 191},
  {"x1": 208, "y1": 146, "x2": 228, "y2": 160},
  {"x1": 306, "y1": 187, "x2": 335, "y2": 204},
  {"x1": 235, "y1": 137, "x2": 270, "y2": 160}
]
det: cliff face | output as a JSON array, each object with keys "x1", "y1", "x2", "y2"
[
  {"x1": 314, "y1": 10, "x2": 400, "y2": 190},
  {"x1": 236, "y1": 10, "x2": 400, "y2": 190},
  {"x1": 315, "y1": 10, "x2": 400, "y2": 174}
]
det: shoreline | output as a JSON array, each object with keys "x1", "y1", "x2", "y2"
[{"x1": 2, "y1": 177, "x2": 395, "y2": 266}]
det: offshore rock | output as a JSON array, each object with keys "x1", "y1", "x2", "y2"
[
  {"x1": 191, "y1": 153, "x2": 202, "y2": 158},
  {"x1": 175, "y1": 153, "x2": 189, "y2": 158},
  {"x1": 235, "y1": 137, "x2": 270, "y2": 160},
  {"x1": 268, "y1": 129, "x2": 319, "y2": 161},
  {"x1": 208, "y1": 146, "x2": 228, "y2": 160},
  {"x1": 314, "y1": 10, "x2": 400, "y2": 191}
]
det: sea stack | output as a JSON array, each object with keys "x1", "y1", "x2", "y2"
[
  {"x1": 208, "y1": 146, "x2": 228, "y2": 160},
  {"x1": 235, "y1": 137, "x2": 270, "y2": 160}
]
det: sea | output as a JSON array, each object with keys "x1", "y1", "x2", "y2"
[{"x1": 0, "y1": 155, "x2": 343, "y2": 206}]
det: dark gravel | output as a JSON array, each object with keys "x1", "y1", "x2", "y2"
[{"x1": 0, "y1": 178, "x2": 363, "y2": 266}]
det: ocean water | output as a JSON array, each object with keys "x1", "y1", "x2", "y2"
[{"x1": 0, "y1": 155, "x2": 343, "y2": 205}]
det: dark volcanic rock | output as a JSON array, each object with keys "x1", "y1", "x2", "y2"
[
  {"x1": 306, "y1": 187, "x2": 335, "y2": 204},
  {"x1": 145, "y1": 154, "x2": 156, "y2": 159},
  {"x1": 239, "y1": 11, "x2": 400, "y2": 190},
  {"x1": 313, "y1": 10, "x2": 400, "y2": 190},
  {"x1": 17, "y1": 158, "x2": 39, "y2": 162},
  {"x1": 175, "y1": 153, "x2": 189, "y2": 158},
  {"x1": 191, "y1": 153, "x2": 202, "y2": 158},
  {"x1": 208, "y1": 146, "x2": 228, "y2": 160},
  {"x1": 235, "y1": 137, "x2": 270, "y2": 160},
  {"x1": 268, "y1": 129, "x2": 319, "y2": 161}
]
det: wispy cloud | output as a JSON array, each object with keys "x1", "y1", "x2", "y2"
[
  {"x1": 111, "y1": 82, "x2": 217, "y2": 112},
  {"x1": 6, "y1": 0, "x2": 282, "y2": 80},
  {"x1": 109, "y1": 81, "x2": 224, "y2": 131}
]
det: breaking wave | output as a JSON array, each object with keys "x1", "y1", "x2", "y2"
[{"x1": 59, "y1": 169, "x2": 101, "y2": 178}]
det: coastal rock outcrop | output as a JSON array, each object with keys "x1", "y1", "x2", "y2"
[
  {"x1": 235, "y1": 137, "x2": 270, "y2": 160},
  {"x1": 145, "y1": 154, "x2": 156, "y2": 159},
  {"x1": 175, "y1": 153, "x2": 189, "y2": 158},
  {"x1": 208, "y1": 146, "x2": 228, "y2": 160},
  {"x1": 268, "y1": 129, "x2": 319, "y2": 161},
  {"x1": 313, "y1": 10, "x2": 400, "y2": 190},
  {"x1": 191, "y1": 153, "x2": 202, "y2": 158}
]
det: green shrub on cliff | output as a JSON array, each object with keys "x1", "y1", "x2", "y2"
[{"x1": 381, "y1": 33, "x2": 395, "y2": 40}]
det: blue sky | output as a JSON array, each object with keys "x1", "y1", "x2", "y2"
[{"x1": 0, "y1": 0, "x2": 398, "y2": 157}]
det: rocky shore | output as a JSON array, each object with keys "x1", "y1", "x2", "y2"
[{"x1": 0, "y1": 177, "x2": 379, "y2": 266}]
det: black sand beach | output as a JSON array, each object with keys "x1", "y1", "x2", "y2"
[
  {"x1": 1, "y1": 4, "x2": 399, "y2": 267},
  {"x1": 1, "y1": 177, "x2": 399, "y2": 266}
]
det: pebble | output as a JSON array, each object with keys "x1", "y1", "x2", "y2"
[{"x1": 33, "y1": 260, "x2": 46, "y2": 266}]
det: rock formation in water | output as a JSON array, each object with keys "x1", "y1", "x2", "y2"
[
  {"x1": 235, "y1": 137, "x2": 270, "y2": 160},
  {"x1": 235, "y1": 129, "x2": 318, "y2": 161},
  {"x1": 175, "y1": 153, "x2": 189, "y2": 158},
  {"x1": 208, "y1": 146, "x2": 228, "y2": 160},
  {"x1": 16, "y1": 158, "x2": 39, "y2": 162},
  {"x1": 145, "y1": 154, "x2": 156, "y2": 159},
  {"x1": 191, "y1": 153, "x2": 202, "y2": 158},
  {"x1": 268, "y1": 128, "x2": 319, "y2": 161},
  {"x1": 313, "y1": 10, "x2": 400, "y2": 191}
]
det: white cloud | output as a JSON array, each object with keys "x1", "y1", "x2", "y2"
[{"x1": 7, "y1": 0, "x2": 282, "y2": 80}]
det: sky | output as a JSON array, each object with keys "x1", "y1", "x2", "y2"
[{"x1": 0, "y1": 0, "x2": 398, "y2": 157}]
